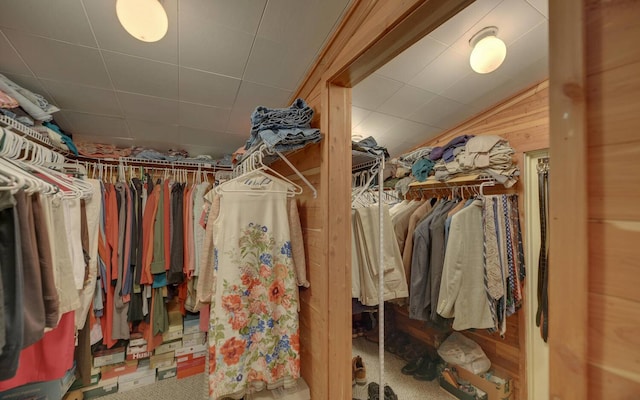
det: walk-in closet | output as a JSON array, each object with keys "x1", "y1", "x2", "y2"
[{"x1": 0, "y1": 0, "x2": 639, "y2": 399}]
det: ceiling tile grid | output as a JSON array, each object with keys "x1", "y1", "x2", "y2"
[
  {"x1": 353, "y1": 0, "x2": 549, "y2": 157},
  {"x1": 0, "y1": 0, "x2": 547, "y2": 160}
]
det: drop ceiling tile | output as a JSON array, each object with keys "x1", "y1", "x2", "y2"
[
  {"x1": 390, "y1": 120, "x2": 441, "y2": 145},
  {"x1": 40, "y1": 79, "x2": 121, "y2": 116},
  {"x1": 3, "y1": 30, "x2": 111, "y2": 88},
  {"x1": 74, "y1": 134, "x2": 134, "y2": 148},
  {"x1": 526, "y1": 0, "x2": 548, "y2": 18},
  {"x1": 243, "y1": 37, "x2": 315, "y2": 91},
  {"x1": 179, "y1": 0, "x2": 265, "y2": 36},
  {"x1": 117, "y1": 92, "x2": 178, "y2": 124},
  {"x1": 352, "y1": 107, "x2": 371, "y2": 128},
  {"x1": 52, "y1": 111, "x2": 75, "y2": 133},
  {"x1": 352, "y1": 74, "x2": 403, "y2": 111},
  {"x1": 449, "y1": 0, "x2": 545, "y2": 55},
  {"x1": 429, "y1": 0, "x2": 502, "y2": 45},
  {"x1": 226, "y1": 81, "x2": 292, "y2": 135},
  {"x1": 498, "y1": 21, "x2": 548, "y2": 77},
  {"x1": 407, "y1": 95, "x2": 468, "y2": 128},
  {"x1": 179, "y1": 67, "x2": 240, "y2": 107},
  {"x1": 127, "y1": 119, "x2": 178, "y2": 143},
  {"x1": 409, "y1": 48, "x2": 471, "y2": 94},
  {"x1": 258, "y1": 0, "x2": 349, "y2": 48},
  {"x1": 377, "y1": 85, "x2": 436, "y2": 119},
  {"x1": 179, "y1": 102, "x2": 230, "y2": 132},
  {"x1": 179, "y1": 13, "x2": 254, "y2": 78},
  {"x1": 0, "y1": 31, "x2": 32, "y2": 75},
  {"x1": 376, "y1": 37, "x2": 447, "y2": 83},
  {"x1": 179, "y1": 126, "x2": 245, "y2": 149},
  {"x1": 82, "y1": 0, "x2": 178, "y2": 63},
  {"x1": 440, "y1": 63, "x2": 512, "y2": 105},
  {"x1": 354, "y1": 112, "x2": 404, "y2": 138},
  {"x1": 63, "y1": 111, "x2": 129, "y2": 137},
  {"x1": 103, "y1": 52, "x2": 178, "y2": 99},
  {"x1": 0, "y1": 0, "x2": 96, "y2": 46}
]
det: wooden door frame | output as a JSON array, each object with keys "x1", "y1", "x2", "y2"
[
  {"x1": 293, "y1": 0, "x2": 475, "y2": 397},
  {"x1": 548, "y1": 0, "x2": 589, "y2": 398}
]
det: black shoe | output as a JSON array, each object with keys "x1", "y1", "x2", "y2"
[
  {"x1": 386, "y1": 334, "x2": 409, "y2": 355},
  {"x1": 413, "y1": 359, "x2": 437, "y2": 381},
  {"x1": 401, "y1": 352, "x2": 429, "y2": 375},
  {"x1": 384, "y1": 385, "x2": 398, "y2": 400},
  {"x1": 368, "y1": 382, "x2": 380, "y2": 400}
]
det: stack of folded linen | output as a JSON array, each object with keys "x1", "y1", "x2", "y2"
[
  {"x1": 0, "y1": 74, "x2": 59, "y2": 124},
  {"x1": 430, "y1": 135, "x2": 519, "y2": 187},
  {"x1": 244, "y1": 98, "x2": 321, "y2": 153}
]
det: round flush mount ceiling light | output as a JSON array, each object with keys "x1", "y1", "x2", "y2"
[
  {"x1": 116, "y1": 0, "x2": 168, "y2": 43},
  {"x1": 469, "y1": 26, "x2": 507, "y2": 74}
]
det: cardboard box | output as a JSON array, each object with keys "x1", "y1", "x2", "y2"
[
  {"x1": 63, "y1": 389, "x2": 84, "y2": 400},
  {"x1": 118, "y1": 366, "x2": 157, "y2": 385},
  {"x1": 100, "y1": 360, "x2": 138, "y2": 381},
  {"x1": 92, "y1": 346, "x2": 126, "y2": 368},
  {"x1": 129, "y1": 333, "x2": 147, "y2": 347},
  {"x1": 162, "y1": 328, "x2": 183, "y2": 342},
  {"x1": 150, "y1": 351, "x2": 175, "y2": 369},
  {"x1": 175, "y1": 343, "x2": 207, "y2": 358},
  {"x1": 182, "y1": 331, "x2": 207, "y2": 347},
  {"x1": 157, "y1": 363, "x2": 177, "y2": 381},
  {"x1": 456, "y1": 367, "x2": 512, "y2": 400},
  {"x1": 176, "y1": 357, "x2": 205, "y2": 379},
  {"x1": 155, "y1": 339, "x2": 182, "y2": 355},
  {"x1": 81, "y1": 378, "x2": 118, "y2": 400},
  {"x1": 118, "y1": 374, "x2": 156, "y2": 392},
  {"x1": 183, "y1": 316, "x2": 200, "y2": 335},
  {"x1": 0, "y1": 366, "x2": 77, "y2": 400}
]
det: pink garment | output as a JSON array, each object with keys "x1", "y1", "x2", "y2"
[
  {"x1": 199, "y1": 304, "x2": 210, "y2": 333},
  {"x1": 0, "y1": 312, "x2": 75, "y2": 391},
  {"x1": 0, "y1": 89, "x2": 18, "y2": 108}
]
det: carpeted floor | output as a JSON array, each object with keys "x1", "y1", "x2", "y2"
[
  {"x1": 98, "y1": 337, "x2": 452, "y2": 400},
  {"x1": 352, "y1": 337, "x2": 452, "y2": 400}
]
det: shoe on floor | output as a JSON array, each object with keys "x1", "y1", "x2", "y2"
[
  {"x1": 367, "y1": 382, "x2": 398, "y2": 400},
  {"x1": 413, "y1": 358, "x2": 437, "y2": 381},
  {"x1": 384, "y1": 384, "x2": 398, "y2": 400},
  {"x1": 352, "y1": 355, "x2": 367, "y2": 385},
  {"x1": 400, "y1": 352, "x2": 430, "y2": 375}
]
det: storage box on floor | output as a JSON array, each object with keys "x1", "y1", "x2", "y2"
[
  {"x1": 0, "y1": 365, "x2": 76, "y2": 400},
  {"x1": 439, "y1": 365, "x2": 512, "y2": 400},
  {"x1": 80, "y1": 311, "x2": 207, "y2": 396}
]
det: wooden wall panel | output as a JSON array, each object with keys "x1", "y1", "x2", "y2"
[
  {"x1": 588, "y1": 364, "x2": 640, "y2": 400},
  {"x1": 589, "y1": 220, "x2": 640, "y2": 303},
  {"x1": 582, "y1": 0, "x2": 640, "y2": 397},
  {"x1": 588, "y1": 293, "x2": 640, "y2": 377}
]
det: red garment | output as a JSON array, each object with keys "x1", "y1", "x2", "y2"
[
  {"x1": 101, "y1": 184, "x2": 118, "y2": 348},
  {"x1": 141, "y1": 186, "x2": 160, "y2": 285},
  {"x1": 199, "y1": 304, "x2": 210, "y2": 333},
  {"x1": 0, "y1": 312, "x2": 75, "y2": 391},
  {"x1": 163, "y1": 181, "x2": 171, "y2": 271}
]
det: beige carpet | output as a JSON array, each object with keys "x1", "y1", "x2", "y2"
[
  {"x1": 352, "y1": 337, "x2": 453, "y2": 400},
  {"x1": 98, "y1": 338, "x2": 453, "y2": 400}
]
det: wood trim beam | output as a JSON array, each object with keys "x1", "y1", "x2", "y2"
[
  {"x1": 322, "y1": 82, "x2": 353, "y2": 398},
  {"x1": 548, "y1": 0, "x2": 589, "y2": 398},
  {"x1": 331, "y1": 0, "x2": 474, "y2": 87}
]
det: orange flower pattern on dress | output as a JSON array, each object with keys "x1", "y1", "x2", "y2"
[
  {"x1": 220, "y1": 337, "x2": 246, "y2": 366},
  {"x1": 209, "y1": 223, "x2": 300, "y2": 399}
]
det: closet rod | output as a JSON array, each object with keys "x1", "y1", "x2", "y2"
[{"x1": 75, "y1": 155, "x2": 228, "y2": 171}]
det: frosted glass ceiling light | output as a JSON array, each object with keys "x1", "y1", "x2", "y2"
[
  {"x1": 116, "y1": 0, "x2": 168, "y2": 42},
  {"x1": 469, "y1": 27, "x2": 506, "y2": 74}
]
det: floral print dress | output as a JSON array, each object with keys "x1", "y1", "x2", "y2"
[{"x1": 208, "y1": 177, "x2": 300, "y2": 399}]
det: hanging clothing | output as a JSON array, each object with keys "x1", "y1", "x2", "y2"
[
  {"x1": 203, "y1": 176, "x2": 305, "y2": 399},
  {"x1": 353, "y1": 204, "x2": 408, "y2": 306},
  {"x1": 0, "y1": 191, "x2": 23, "y2": 380}
]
